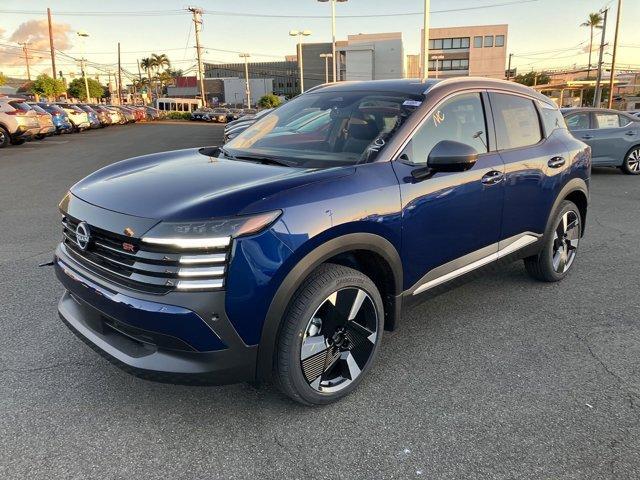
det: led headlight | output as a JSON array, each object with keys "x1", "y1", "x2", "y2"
[{"x1": 141, "y1": 210, "x2": 282, "y2": 249}]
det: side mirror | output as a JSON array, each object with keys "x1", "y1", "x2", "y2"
[{"x1": 427, "y1": 140, "x2": 478, "y2": 172}]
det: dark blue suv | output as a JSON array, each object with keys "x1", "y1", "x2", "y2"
[{"x1": 54, "y1": 78, "x2": 590, "y2": 405}]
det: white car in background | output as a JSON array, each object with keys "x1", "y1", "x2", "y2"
[{"x1": 0, "y1": 97, "x2": 40, "y2": 147}]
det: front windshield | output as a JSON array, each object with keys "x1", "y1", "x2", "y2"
[{"x1": 224, "y1": 90, "x2": 422, "y2": 168}]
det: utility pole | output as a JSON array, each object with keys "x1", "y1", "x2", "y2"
[
  {"x1": 593, "y1": 7, "x2": 608, "y2": 107},
  {"x1": 607, "y1": 0, "x2": 622, "y2": 109},
  {"x1": 47, "y1": 8, "x2": 57, "y2": 79},
  {"x1": 422, "y1": 0, "x2": 431, "y2": 80},
  {"x1": 431, "y1": 54, "x2": 444, "y2": 79},
  {"x1": 188, "y1": 6, "x2": 207, "y2": 106},
  {"x1": 118, "y1": 42, "x2": 123, "y2": 105},
  {"x1": 19, "y1": 43, "x2": 32, "y2": 81},
  {"x1": 239, "y1": 53, "x2": 251, "y2": 107},
  {"x1": 507, "y1": 53, "x2": 513, "y2": 80}
]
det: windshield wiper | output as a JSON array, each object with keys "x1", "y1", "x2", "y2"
[{"x1": 220, "y1": 148, "x2": 292, "y2": 167}]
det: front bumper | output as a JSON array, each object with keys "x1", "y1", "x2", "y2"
[
  {"x1": 54, "y1": 247, "x2": 257, "y2": 385},
  {"x1": 13, "y1": 125, "x2": 39, "y2": 140}
]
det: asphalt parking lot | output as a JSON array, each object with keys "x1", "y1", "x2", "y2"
[{"x1": 1, "y1": 122, "x2": 639, "y2": 479}]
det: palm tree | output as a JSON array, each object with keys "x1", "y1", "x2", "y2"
[
  {"x1": 150, "y1": 54, "x2": 170, "y2": 98},
  {"x1": 581, "y1": 12, "x2": 603, "y2": 79},
  {"x1": 140, "y1": 57, "x2": 155, "y2": 103}
]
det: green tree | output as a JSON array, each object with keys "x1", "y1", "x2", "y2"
[
  {"x1": 258, "y1": 94, "x2": 281, "y2": 109},
  {"x1": 29, "y1": 74, "x2": 66, "y2": 99},
  {"x1": 0, "y1": 72, "x2": 6, "y2": 87},
  {"x1": 514, "y1": 71, "x2": 550, "y2": 87},
  {"x1": 67, "y1": 77, "x2": 104, "y2": 101},
  {"x1": 581, "y1": 12, "x2": 603, "y2": 79}
]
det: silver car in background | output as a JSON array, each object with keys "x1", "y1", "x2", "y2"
[{"x1": 563, "y1": 108, "x2": 640, "y2": 175}]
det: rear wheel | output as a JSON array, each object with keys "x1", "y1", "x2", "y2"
[
  {"x1": 0, "y1": 127, "x2": 9, "y2": 148},
  {"x1": 621, "y1": 146, "x2": 640, "y2": 175},
  {"x1": 10, "y1": 138, "x2": 25, "y2": 145},
  {"x1": 524, "y1": 200, "x2": 581, "y2": 282},
  {"x1": 275, "y1": 264, "x2": 384, "y2": 405}
]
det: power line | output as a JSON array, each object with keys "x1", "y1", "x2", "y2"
[{"x1": 0, "y1": 1, "x2": 538, "y2": 18}]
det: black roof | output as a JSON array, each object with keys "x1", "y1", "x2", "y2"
[
  {"x1": 310, "y1": 77, "x2": 554, "y2": 105},
  {"x1": 308, "y1": 78, "x2": 439, "y2": 96}
]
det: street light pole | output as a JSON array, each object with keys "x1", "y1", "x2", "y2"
[
  {"x1": 422, "y1": 0, "x2": 431, "y2": 80},
  {"x1": 320, "y1": 53, "x2": 332, "y2": 83},
  {"x1": 318, "y1": 0, "x2": 347, "y2": 82},
  {"x1": 290, "y1": 30, "x2": 312, "y2": 93},
  {"x1": 77, "y1": 31, "x2": 90, "y2": 101},
  {"x1": 431, "y1": 54, "x2": 444, "y2": 79},
  {"x1": 239, "y1": 53, "x2": 251, "y2": 107}
]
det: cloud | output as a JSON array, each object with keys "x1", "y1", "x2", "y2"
[{"x1": 0, "y1": 19, "x2": 73, "y2": 68}]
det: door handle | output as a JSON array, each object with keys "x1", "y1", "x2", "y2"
[
  {"x1": 581, "y1": 135, "x2": 593, "y2": 140},
  {"x1": 481, "y1": 170, "x2": 504, "y2": 185},
  {"x1": 625, "y1": 131, "x2": 636, "y2": 136},
  {"x1": 548, "y1": 156, "x2": 566, "y2": 168}
]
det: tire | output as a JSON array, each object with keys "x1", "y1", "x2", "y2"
[
  {"x1": 621, "y1": 146, "x2": 640, "y2": 175},
  {"x1": 10, "y1": 138, "x2": 25, "y2": 145},
  {"x1": 524, "y1": 200, "x2": 581, "y2": 282},
  {"x1": 275, "y1": 263, "x2": 384, "y2": 405},
  {"x1": 0, "y1": 126, "x2": 9, "y2": 148}
]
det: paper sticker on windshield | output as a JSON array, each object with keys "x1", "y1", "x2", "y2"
[{"x1": 403, "y1": 100, "x2": 422, "y2": 107}]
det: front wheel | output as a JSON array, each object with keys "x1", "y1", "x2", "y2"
[
  {"x1": 524, "y1": 200, "x2": 581, "y2": 282},
  {"x1": 275, "y1": 264, "x2": 384, "y2": 405},
  {"x1": 621, "y1": 146, "x2": 640, "y2": 175}
]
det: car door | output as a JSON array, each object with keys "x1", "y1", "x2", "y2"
[
  {"x1": 565, "y1": 111, "x2": 601, "y2": 160},
  {"x1": 591, "y1": 111, "x2": 639, "y2": 166},
  {"x1": 488, "y1": 92, "x2": 566, "y2": 240},
  {"x1": 391, "y1": 91, "x2": 505, "y2": 293}
]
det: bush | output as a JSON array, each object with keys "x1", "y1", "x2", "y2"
[
  {"x1": 258, "y1": 94, "x2": 281, "y2": 109},
  {"x1": 164, "y1": 112, "x2": 191, "y2": 120}
]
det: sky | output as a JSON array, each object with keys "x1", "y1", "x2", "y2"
[{"x1": 1, "y1": 0, "x2": 639, "y2": 82}]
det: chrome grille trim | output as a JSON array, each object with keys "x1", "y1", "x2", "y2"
[{"x1": 61, "y1": 216, "x2": 229, "y2": 293}]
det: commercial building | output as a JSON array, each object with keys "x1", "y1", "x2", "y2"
[
  {"x1": 204, "y1": 61, "x2": 298, "y2": 97},
  {"x1": 166, "y1": 76, "x2": 273, "y2": 106},
  {"x1": 337, "y1": 33, "x2": 405, "y2": 82},
  {"x1": 420, "y1": 25, "x2": 508, "y2": 79}
]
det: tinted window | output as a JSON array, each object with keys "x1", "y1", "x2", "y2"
[
  {"x1": 538, "y1": 101, "x2": 566, "y2": 134},
  {"x1": 490, "y1": 93, "x2": 542, "y2": 150},
  {"x1": 495, "y1": 35, "x2": 505, "y2": 47},
  {"x1": 404, "y1": 93, "x2": 488, "y2": 164},
  {"x1": 595, "y1": 113, "x2": 621, "y2": 128},
  {"x1": 9, "y1": 101, "x2": 31, "y2": 112},
  {"x1": 461, "y1": 37, "x2": 470, "y2": 48},
  {"x1": 474, "y1": 36, "x2": 483, "y2": 48},
  {"x1": 565, "y1": 112, "x2": 590, "y2": 130},
  {"x1": 484, "y1": 36, "x2": 494, "y2": 47}
]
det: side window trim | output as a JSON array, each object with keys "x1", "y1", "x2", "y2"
[{"x1": 394, "y1": 89, "x2": 492, "y2": 163}]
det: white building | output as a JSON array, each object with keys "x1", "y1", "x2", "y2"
[
  {"x1": 220, "y1": 77, "x2": 273, "y2": 106},
  {"x1": 338, "y1": 33, "x2": 405, "y2": 81}
]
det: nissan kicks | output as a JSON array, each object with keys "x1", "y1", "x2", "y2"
[{"x1": 54, "y1": 78, "x2": 590, "y2": 405}]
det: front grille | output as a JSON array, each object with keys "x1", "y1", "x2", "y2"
[{"x1": 61, "y1": 216, "x2": 228, "y2": 294}]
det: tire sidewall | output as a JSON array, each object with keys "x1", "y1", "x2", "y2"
[
  {"x1": 281, "y1": 265, "x2": 384, "y2": 405},
  {"x1": 622, "y1": 146, "x2": 640, "y2": 175},
  {"x1": 539, "y1": 200, "x2": 581, "y2": 281},
  {"x1": 0, "y1": 127, "x2": 9, "y2": 148}
]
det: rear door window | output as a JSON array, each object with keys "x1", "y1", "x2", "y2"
[
  {"x1": 594, "y1": 113, "x2": 621, "y2": 129},
  {"x1": 489, "y1": 93, "x2": 542, "y2": 150},
  {"x1": 565, "y1": 113, "x2": 591, "y2": 131}
]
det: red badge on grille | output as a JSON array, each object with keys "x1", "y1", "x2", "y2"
[{"x1": 122, "y1": 242, "x2": 136, "y2": 252}]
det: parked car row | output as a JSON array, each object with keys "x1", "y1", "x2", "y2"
[
  {"x1": 191, "y1": 107, "x2": 258, "y2": 123},
  {"x1": 223, "y1": 108, "x2": 273, "y2": 142},
  {"x1": 0, "y1": 96, "x2": 163, "y2": 148}
]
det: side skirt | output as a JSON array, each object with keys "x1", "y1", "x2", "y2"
[{"x1": 403, "y1": 232, "x2": 542, "y2": 309}]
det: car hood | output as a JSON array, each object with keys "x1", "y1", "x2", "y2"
[{"x1": 70, "y1": 147, "x2": 351, "y2": 220}]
